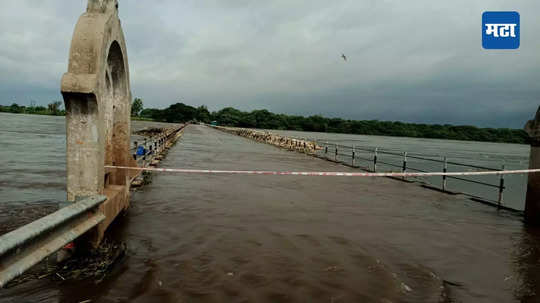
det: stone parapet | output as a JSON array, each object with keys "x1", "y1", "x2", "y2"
[{"x1": 213, "y1": 126, "x2": 320, "y2": 155}]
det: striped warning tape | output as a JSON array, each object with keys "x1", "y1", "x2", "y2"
[{"x1": 105, "y1": 165, "x2": 540, "y2": 177}]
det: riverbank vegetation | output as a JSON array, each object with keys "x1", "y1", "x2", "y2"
[
  {"x1": 135, "y1": 101, "x2": 529, "y2": 144},
  {"x1": 0, "y1": 102, "x2": 65, "y2": 116},
  {"x1": 2, "y1": 100, "x2": 529, "y2": 144}
]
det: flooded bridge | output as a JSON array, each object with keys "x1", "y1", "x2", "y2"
[
  {"x1": 1, "y1": 123, "x2": 539, "y2": 303},
  {"x1": 2, "y1": 1, "x2": 540, "y2": 302}
]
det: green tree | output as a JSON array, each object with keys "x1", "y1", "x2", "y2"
[
  {"x1": 162, "y1": 102, "x2": 197, "y2": 123},
  {"x1": 132, "y1": 98, "x2": 143, "y2": 117},
  {"x1": 47, "y1": 101, "x2": 62, "y2": 115},
  {"x1": 140, "y1": 108, "x2": 163, "y2": 120},
  {"x1": 215, "y1": 107, "x2": 243, "y2": 126},
  {"x1": 9, "y1": 103, "x2": 24, "y2": 113},
  {"x1": 195, "y1": 106, "x2": 211, "y2": 123}
]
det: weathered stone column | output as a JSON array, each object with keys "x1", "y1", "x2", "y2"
[
  {"x1": 61, "y1": 0, "x2": 133, "y2": 246},
  {"x1": 525, "y1": 106, "x2": 540, "y2": 224}
]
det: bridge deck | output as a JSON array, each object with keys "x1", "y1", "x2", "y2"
[{"x1": 3, "y1": 124, "x2": 536, "y2": 303}]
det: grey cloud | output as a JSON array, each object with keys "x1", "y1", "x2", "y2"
[{"x1": 0, "y1": 0, "x2": 538, "y2": 128}]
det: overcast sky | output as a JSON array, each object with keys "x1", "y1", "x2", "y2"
[{"x1": 0, "y1": 1, "x2": 538, "y2": 128}]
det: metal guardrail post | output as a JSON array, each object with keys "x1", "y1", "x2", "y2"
[
  {"x1": 374, "y1": 148, "x2": 378, "y2": 172},
  {"x1": 352, "y1": 145, "x2": 356, "y2": 167},
  {"x1": 133, "y1": 141, "x2": 138, "y2": 160},
  {"x1": 325, "y1": 144, "x2": 328, "y2": 156},
  {"x1": 402, "y1": 152, "x2": 408, "y2": 180},
  {"x1": 442, "y1": 156, "x2": 448, "y2": 191},
  {"x1": 498, "y1": 164, "x2": 505, "y2": 208}
]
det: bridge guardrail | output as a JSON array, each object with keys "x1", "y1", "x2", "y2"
[
  {"x1": 317, "y1": 141, "x2": 507, "y2": 208},
  {"x1": 131, "y1": 125, "x2": 185, "y2": 165},
  {"x1": 0, "y1": 195, "x2": 107, "y2": 288}
]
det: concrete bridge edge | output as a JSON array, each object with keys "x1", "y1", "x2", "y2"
[{"x1": 525, "y1": 106, "x2": 540, "y2": 224}]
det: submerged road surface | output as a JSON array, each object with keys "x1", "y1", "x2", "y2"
[{"x1": 3, "y1": 124, "x2": 540, "y2": 303}]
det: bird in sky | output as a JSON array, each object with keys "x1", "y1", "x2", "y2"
[{"x1": 341, "y1": 54, "x2": 347, "y2": 61}]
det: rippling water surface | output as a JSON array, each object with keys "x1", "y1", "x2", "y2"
[
  {"x1": 269, "y1": 129, "x2": 530, "y2": 210},
  {"x1": 0, "y1": 113, "x2": 174, "y2": 232},
  {"x1": 1, "y1": 114, "x2": 540, "y2": 303}
]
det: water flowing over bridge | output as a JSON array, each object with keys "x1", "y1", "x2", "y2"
[{"x1": 1, "y1": 1, "x2": 540, "y2": 302}]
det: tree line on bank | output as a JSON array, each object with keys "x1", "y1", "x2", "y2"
[
  {"x1": 0, "y1": 102, "x2": 65, "y2": 116},
  {"x1": 0, "y1": 100, "x2": 528, "y2": 144},
  {"x1": 132, "y1": 99, "x2": 530, "y2": 144}
]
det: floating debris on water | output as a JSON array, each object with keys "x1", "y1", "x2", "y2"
[
  {"x1": 401, "y1": 282, "x2": 412, "y2": 292},
  {"x1": 5, "y1": 239, "x2": 127, "y2": 288}
]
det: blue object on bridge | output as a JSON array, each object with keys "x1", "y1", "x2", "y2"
[{"x1": 136, "y1": 145, "x2": 145, "y2": 156}]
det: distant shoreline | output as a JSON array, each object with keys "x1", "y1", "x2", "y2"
[
  {"x1": 136, "y1": 103, "x2": 530, "y2": 145},
  {"x1": 0, "y1": 110, "x2": 64, "y2": 117},
  {"x1": 2, "y1": 100, "x2": 531, "y2": 145},
  {"x1": 1, "y1": 110, "x2": 530, "y2": 145},
  {"x1": 0, "y1": 103, "x2": 65, "y2": 117}
]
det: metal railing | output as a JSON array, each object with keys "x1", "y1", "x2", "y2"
[
  {"x1": 0, "y1": 195, "x2": 107, "y2": 287},
  {"x1": 131, "y1": 137, "x2": 163, "y2": 167},
  {"x1": 131, "y1": 125, "x2": 185, "y2": 167},
  {"x1": 318, "y1": 141, "x2": 507, "y2": 208}
]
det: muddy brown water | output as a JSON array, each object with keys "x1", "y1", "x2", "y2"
[
  {"x1": 2, "y1": 120, "x2": 540, "y2": 302},
  {"x1": 268, "y1": 129, "x2": 530, "y2": 210},
  {"x1": 0, "y1": 113, "x2": 178, "y2": 236}
]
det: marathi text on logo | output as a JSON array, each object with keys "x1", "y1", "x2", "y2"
[{"x1": 485, "y1": 23, "x2": 517, "y2": 38}]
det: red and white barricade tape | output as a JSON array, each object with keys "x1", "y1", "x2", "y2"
[{"x1": 106, "y1": 166, "x2": 540, "y2": 177}]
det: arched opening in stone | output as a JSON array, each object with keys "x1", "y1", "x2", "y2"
[
  {"x1": 104, "y1": 41, "x2": 129, "y2": 186},
  {"x1": 108, "y1": 41, "x2": 126, "y2": 100}
]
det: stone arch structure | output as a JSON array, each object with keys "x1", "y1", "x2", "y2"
[
  {"x1": 104, "y1": 40, "x2": 130, "y2": 186},
  {"x1": 61, "y1": 0, "x2": 132, "y2": 245}
]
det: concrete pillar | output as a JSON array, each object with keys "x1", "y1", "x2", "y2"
[
  {"x1": 61, "y1": 0, "x2": 133, "y2": 246},
  {"x1": 525, "y1": 106, "x2": 540, "y2": 224}
]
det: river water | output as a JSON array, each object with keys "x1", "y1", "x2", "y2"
[
  {"x1": 268, "y1": 129, "x2": 530, "y2": 210},
  {"x1": 1, "y1": 114, "x2": 540, "y2": 302},
  {"x1": 0, "y1": 113, "x2": 174, "y2": 234}
]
